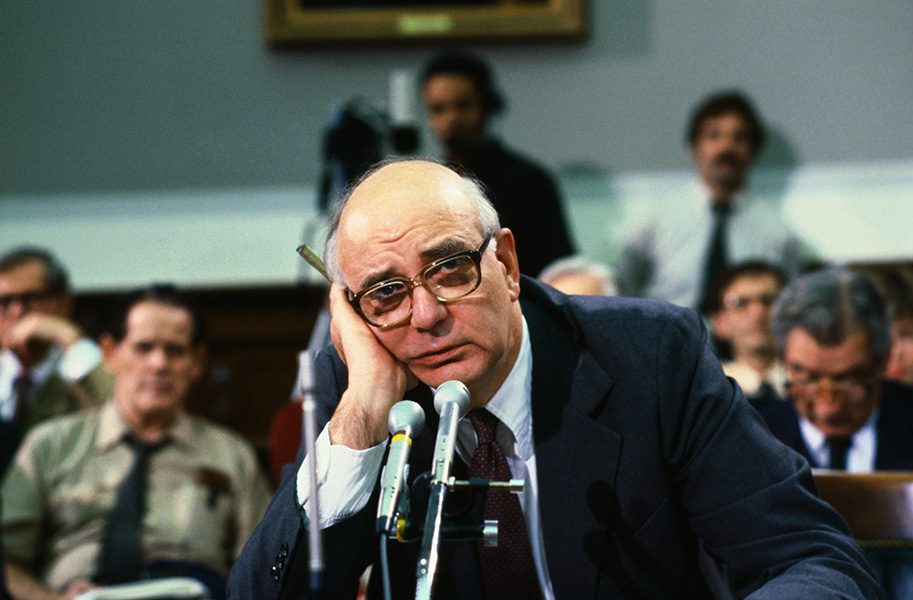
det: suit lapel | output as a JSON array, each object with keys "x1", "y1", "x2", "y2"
[
  {"x1": 874, "y1": 384, "x2": 913, "y2": 470},
  {"x1": 525, "y1": 301, "x2": 621, "y2": 598}
]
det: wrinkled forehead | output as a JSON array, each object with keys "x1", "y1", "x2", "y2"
[
  {"x1": 340, "y1": 164, "x2": 479, "y2": 245},
  {"x1": 337, "y1": 162, "x2": 482, "y2": 285}
]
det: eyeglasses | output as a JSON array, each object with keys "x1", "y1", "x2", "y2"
[
  {"x1": 348, "y1": 236, "x2": 491, "y2": 329},
  {"x1": 0, "y1": 290, "x2": 53, "y2": 314},
  {"x1": 721, "y1": 291, "x2": 778, "y2": 310},
  {"x1": 786, "y1": 376, "x2": 877, "y2": 405}
]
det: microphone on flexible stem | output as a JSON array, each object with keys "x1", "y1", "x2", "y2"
[
  {"x1": 298, "y1": 350, "x2": 324, "y2": 595},
  {"x1": 377, "y1": 400, "x2": 426, "y2": 536},
  {"x1": 415, "y1": 381, "x2": 471, "y2": 599},
  {"x1": 388, "y1": 68, "x2": 420, "y2": 154}
]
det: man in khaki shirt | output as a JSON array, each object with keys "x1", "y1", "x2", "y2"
[{"x1": 1, "y1": 285, "x2": 272, "y2": 600}]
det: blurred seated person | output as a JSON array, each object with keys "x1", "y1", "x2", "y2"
[
  {"x1": 708, "y1": 261, "x2": 787, "y2": 406},
  {"x1": 538, "y1": 255, "x2": 617, "y2": 297},
  {"x1": 421, "y1": 52, "x2": 575, "y2": 277},
  {"x1": 760, "y1": 266, "x2": 913, "y2": 599},
  {"x1": 616, "y1": 91, "x2": 808, "y2": 313},
  {"x1": 760, "y1": 267, "x2": 913, "y2": 470},
  {"x1": 1, "y1": 284, "x2": 272, "y2": 600},
  {"x1": 0, "y1": 247, "x2": 112, "y2": 476}
]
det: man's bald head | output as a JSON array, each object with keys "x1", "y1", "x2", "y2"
[{"x1": 324, "y1": 159, "x2": 500, "y2": 287}]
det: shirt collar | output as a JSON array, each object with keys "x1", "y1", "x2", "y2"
[
  {"x1": 722, "y1": 359, "x2": 787, "y2": 397},
  {"x1": 692, "y1": 177, "x2": 744, "y2": 212},
  {"x1": 475, "y1": 317, "x2": 534, "y2": 460},
  {"x1": 1, "y1": 346, "x2": 61, "y2": 385},
  {"x1": 799, "y1": 407, "x2": 880, "y2": 456},
  {"x1": 95, "y1": 399, "x2": 194, "y2": 451}
]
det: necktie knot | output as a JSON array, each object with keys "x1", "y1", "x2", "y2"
[
  {"x1": 827, "y1": 437, "x2": 852, "y2": 470},
  {"x1": 469, "y1": 409, "x2": 498, "y2": 445},
  {"x1": 127, "y1": 435, "x2": 167, "y2": 457},
  {"x1": 711, "y1": 201, "x2": 731, "y2": 217}
]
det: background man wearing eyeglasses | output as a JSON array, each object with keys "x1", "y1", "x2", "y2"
[
  {"x1": 0, "y1": 247, "x2": 112, "y2": 476},
  {"x1": 759, "y1": 267, "x2": 913, "y2": 472},
  {"x1": 707, "y1": 261, "x2": 788, "y2": 407},
  {"x1": 230, "y1": 159, "x2": 880, "y2": 599}
]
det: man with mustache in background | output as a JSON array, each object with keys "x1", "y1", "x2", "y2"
[{"x1": 617, "y1": 91, "x2": 809, "y2": 315}]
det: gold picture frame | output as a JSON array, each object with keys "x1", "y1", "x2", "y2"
[{"x1": 264, "y1": 0, "x2": 586, "y2": 46}]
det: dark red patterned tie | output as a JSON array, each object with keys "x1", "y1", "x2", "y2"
[{"x1": 468, "y1": 410, "x2": 542, "y2": 600}]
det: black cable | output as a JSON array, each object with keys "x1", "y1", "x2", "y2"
[{"x1": 379, "y1": 532, "x2": 393, "y2": 600}]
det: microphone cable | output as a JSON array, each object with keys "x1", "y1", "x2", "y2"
[{"x1": 379, "y1": 531, "x2": 393, "y2": 600}]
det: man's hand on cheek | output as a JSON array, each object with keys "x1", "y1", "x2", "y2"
[{"x1": 327, "y1": 284, "x2": 417, "y2": 449}]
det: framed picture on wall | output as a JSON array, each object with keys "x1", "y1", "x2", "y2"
[{"x1": 264, "y1": 0, "x2": 586, "y2": 46}]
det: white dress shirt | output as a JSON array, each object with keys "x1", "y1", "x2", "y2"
[
  {"x1": 799, "y1": 411, "x2": 879, "y2": 473},
  {"x1": 721, "y1": 359, "x2": 787, "y2": 399},
  {"x1": 297, "y1": 318, "x2": 556, "y2": 598},
  {"x1": 618, "y1": 178, "x2": 805, "y2": 308}
]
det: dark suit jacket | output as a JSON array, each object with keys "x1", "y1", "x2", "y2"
[
  {"x1": 229, "y1": 278, "x2": 881, "y2": 599},
  {"x1": 759, "y1": 380, "x2": 913, "y2": 470}
]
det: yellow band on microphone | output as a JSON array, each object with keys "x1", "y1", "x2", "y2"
[{"x1": 392, "y1": 433, "x2": 412, "y2": 445}]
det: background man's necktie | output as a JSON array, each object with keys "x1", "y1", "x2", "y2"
[
  {"x1": 827, "y1": 437, "x2": 852, "y2": 470},
  {"x1": 699, "y1": 202, "x2": 731, "y2": 313},
  {"x1": 100, "y1": 436, "x2": 166, "y2": 584},
  {"x1": 468, "y1": 410, "x2": 542, "y2": 600},
  {"x1": 12, "y1": 373, "x2": 33, "y2": 425}
]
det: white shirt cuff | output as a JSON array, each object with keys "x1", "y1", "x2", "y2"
[
  {"x1": 57, "y1": 338, "x2": 102, "y2": 382},
  {"x1": 296, "y1": 425, "x2": 386, "y2": 529}
]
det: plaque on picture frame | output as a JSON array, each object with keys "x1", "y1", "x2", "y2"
[{"x1": 264, "y1": 0, "x2": 586, "y2": 46}]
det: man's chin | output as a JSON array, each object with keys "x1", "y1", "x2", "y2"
[
  {"x1": 412, "y1": 363, "x2": 476, "y2": 393},
  {"x1": 816, "y1": 424, "x2": 858, "y2": 440}
]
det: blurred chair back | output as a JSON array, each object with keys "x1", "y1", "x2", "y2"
[{"x1": 813, "y1": 470, "x2": 913, "y2": 547}]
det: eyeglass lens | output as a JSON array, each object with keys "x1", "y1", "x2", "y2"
[{"x1": 360, "y1": 254, "x2": 480, "y2": 326}]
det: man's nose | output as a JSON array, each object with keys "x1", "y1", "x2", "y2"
[
  {"x1": 410, "y1": 285, "x2": 448, "y2": 331},
  {"x1": 746, "y1": 299, "x2": 769, "y2": 319},
  {"x1": 146, "y1": 347, "x2": 170, "y2": 369},
  {"x1": 813, "y1": 382, "x2": 846, "y2": 411}
]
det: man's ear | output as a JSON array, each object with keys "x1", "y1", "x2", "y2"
[
  {"x1": 710, "y1": 312, "x2": 731, "y2": 342},
  {"x1": 100, "y1": 333, "x2": 118, "y2": 370},
  {"x1": 494, "y1": 228, "x2": 521, "y2": 300},
  {"x1": 190, "y1": 344, "x2": 207, "y2": 382}
]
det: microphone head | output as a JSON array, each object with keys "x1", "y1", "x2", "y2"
[
  {"x1": 296, "y1": 349, "x2": 316, "y2": 393},
  {"x1": 433, "y1": 380, "x2": 471, "y2": 417},
  {"x1": 388, "y1": 400, "x2": 426, "y2": 436}
]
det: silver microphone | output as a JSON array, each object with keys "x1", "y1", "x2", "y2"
[
  {"x1": 298, "y1": 350, "x2": 324, "y2": 593},
  {"x1": 376, "y1": 400, "x2": 426, "y2": 536},
  {"x1": 416, "y1": 380, "x2": 471, "y2": 599},
  {"x1": 430, "y1": 381, "x2": 471, "y2": 484}
]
